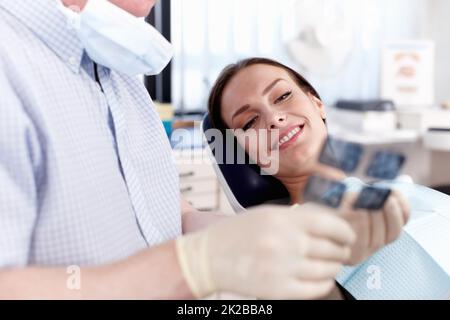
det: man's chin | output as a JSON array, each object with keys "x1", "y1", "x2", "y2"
[
  {"x1": 136, "y1": 0, "x2": 157, "y2": 17},
  {"x1": 130, "y1": 7, "x2": 154, "y2": 17},
  {"x1": 135, "y1": 6, "x2": 154, "y2": 17},
  {"x1": 110, "y1": 0, "x2": 157, "y2": 17}
]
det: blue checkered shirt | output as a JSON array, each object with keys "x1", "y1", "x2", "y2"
[{"x1": 0, "y1": 0, "x2": 181, "y2": 268}]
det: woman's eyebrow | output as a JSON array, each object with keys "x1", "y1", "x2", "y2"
[
  {"x1": 231, "y1": 78, "x2": 287, "y2": 122},
  {"x1": 262, "y1": 78, "x2": 285, "y2": 95},
  {"x1": 232, "y1": 104, "x2": 250, "y2": 122}
]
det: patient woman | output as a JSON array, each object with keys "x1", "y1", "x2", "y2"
[{"x1": 207, "y1": 58, "x2": 450, "y2": 299}]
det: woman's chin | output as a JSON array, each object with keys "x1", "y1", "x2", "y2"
[
  {"x1": 288, "y1": 144, "x2": 314, "y2": 161},
  {"x1": 280, "y1": 147, "x2": 318, "y2": 174}
]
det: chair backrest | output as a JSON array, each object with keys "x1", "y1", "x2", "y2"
[{"x1": 201, "y1": 114, "x2": 289, "y2": 212}]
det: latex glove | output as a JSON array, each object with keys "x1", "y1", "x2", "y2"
[
  {"x1": 338, "y1": 191, "x2": 410, "y2": 265},
  {"x1": 176, "y1": 204, "x2": 356, "y2": 299}
]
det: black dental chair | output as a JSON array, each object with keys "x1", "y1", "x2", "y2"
[{"x1": 201, "y1": 114, "x2": 289, "y2": 212}]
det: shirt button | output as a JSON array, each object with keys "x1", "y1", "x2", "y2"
[{"x1": 68, "y1": 56, "x2": 78, "y2": 67}]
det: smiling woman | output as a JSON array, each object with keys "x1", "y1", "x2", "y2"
[
  {"x1": 207, "y1": 57, "x2": 450, "y2": 300},
  {"x1": 208, "y1": 57, "x2": 330, "y2": 203}
]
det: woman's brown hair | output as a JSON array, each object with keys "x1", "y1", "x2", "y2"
[{"x1": 208, "y1": 57, "x2": 321, "y2": 131}]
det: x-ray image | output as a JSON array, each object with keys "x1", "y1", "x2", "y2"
[
  {"x1": 366, "y1": 151, "x2": 406, "y2": 180},
  {"x1": 304, "y1": 175, "x2": 347, "y2": 208},
  {"x1": 354, "y1": 186, "x2": 392, "y2": 210},
  {"x1": 319, "y1": 137, "x2": 363, "y2": 173}
]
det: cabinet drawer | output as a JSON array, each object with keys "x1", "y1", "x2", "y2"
[
  {"x1": 180, "y1": 180, "x2": 217, "y2": 195},
  {"x1": 186, "y1": 194, "x2": 218, "y2": 211},
  {"x1": 177, "y1": 163, "x2": 216, "y2": 180}
]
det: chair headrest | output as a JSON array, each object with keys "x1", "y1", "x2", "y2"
[{"x1": 202, "y1": 114, "x2": 289, "y2": 210}]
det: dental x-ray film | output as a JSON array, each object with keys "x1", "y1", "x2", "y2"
[
  {"x1": 310, "y1": 136, "x2": 407, "y2": 209},
  {"x1": 354, "y1": 186, "x2": 392, "y2": 210},
  {"x1": 366, "y1": 151, "x2": 406, "y2": 180},
  {"x1": 303, "y1": 175, "x2": 347, "y2": 208},
  {"x1": 319, "y1": 137, "x2": 363, "y2": 173},
  {"x1": 318, "y1": 137, "x2": 406, "y2": 181}
]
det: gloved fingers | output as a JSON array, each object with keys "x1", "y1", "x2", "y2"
[
  {"x1": 295, "y1": 259, "x2": 343, "y2": 281},
  {"x1": 305, "y1": 237, "x2": 351, "y2": 262},
  {"x1": 352, "y1": 208, "x2": 371, "y2": 247},
  {"x1": 284, "y1": 279, "x2": 336, "y2": 300},
  {"x1": 368, "y1": 208, "x2": 386, "y2": 251},
  {"x1": 383, "y1": 195, "x2": 404, "y2": 244},
  {"x1": 301, "y1": 210, "x2": 356, "y2": 246},
  {"x1": 339, "y1": 192, "x2": 359, "y2": 215},
  {"x1": 391, "y1": 190, "x2": 411, "y2": 223}
]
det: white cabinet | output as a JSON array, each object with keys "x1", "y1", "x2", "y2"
[
  {"x1": 174, "y1": 149, "x2": 220, "y2": 212},
  {"x1": 173, "y1": 149, "x2": 236, "y2": 214}
]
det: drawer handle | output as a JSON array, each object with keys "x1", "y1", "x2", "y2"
[
  {"x1": 180, "y1": 186, "x2": 193, "y2": 194},
  {"x1": 179, "y1": 171, "x2": 195, "y2": 178}
]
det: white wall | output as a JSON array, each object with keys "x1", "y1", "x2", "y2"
[
  {"x1": 290, "y1": 0, "x2": 430, "y2": 106},
  {"x1": 426, "y1": 0, "x2": 450, "y2": 105},
  {"x1": 171, "y1": 0, "x2": 432, "y2": 111},
  {"x1": 424, "y1": 0, "x2": 450, "y2": 187}
]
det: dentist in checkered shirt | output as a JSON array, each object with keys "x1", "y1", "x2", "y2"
[{"x1": 0, "y1": 0, "x2": 362, "y2": 300}]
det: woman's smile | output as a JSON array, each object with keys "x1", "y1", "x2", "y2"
[{"x1": 277, "y1": 124, "x2": 305, "y2": 151}]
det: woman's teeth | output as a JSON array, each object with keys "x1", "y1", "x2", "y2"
[{"x1": 279, "y1": 126, "x2": 301, "y2": 146}]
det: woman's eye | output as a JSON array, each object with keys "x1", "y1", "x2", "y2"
[
  {"x1": 243, "y1": 117, "x2": 257, "y2": 131},
  {"x1": 275, "y1": 91, "x2": 292, "y2": 104}
]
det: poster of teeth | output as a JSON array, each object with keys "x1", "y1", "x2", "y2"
[{"x1": 380, "y1": 40, "x2": 435, "y2": 108}]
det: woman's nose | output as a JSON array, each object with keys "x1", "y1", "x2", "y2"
[{"x1": 268, "y1": 113, "x2": 287, "y2": 129}]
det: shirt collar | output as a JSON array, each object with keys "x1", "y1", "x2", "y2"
[{"x1": 0, "y1": 0, "x2": 85, "y2": 74}]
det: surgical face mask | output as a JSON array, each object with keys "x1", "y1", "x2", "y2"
[{"x1": 59, "y1": 0, "x2": 173, "y2": 76}]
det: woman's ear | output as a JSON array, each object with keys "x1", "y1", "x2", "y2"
[{"x1": 308, "y1": 93, "x2": 327, "y2": 120}]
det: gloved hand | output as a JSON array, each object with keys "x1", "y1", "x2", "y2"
[
  {"x1": 176, "y1": 204, "x2": 356, "y2": 299},
  {"x1": 338, "y1": 191, "x2": 410, "y2": 265}
]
